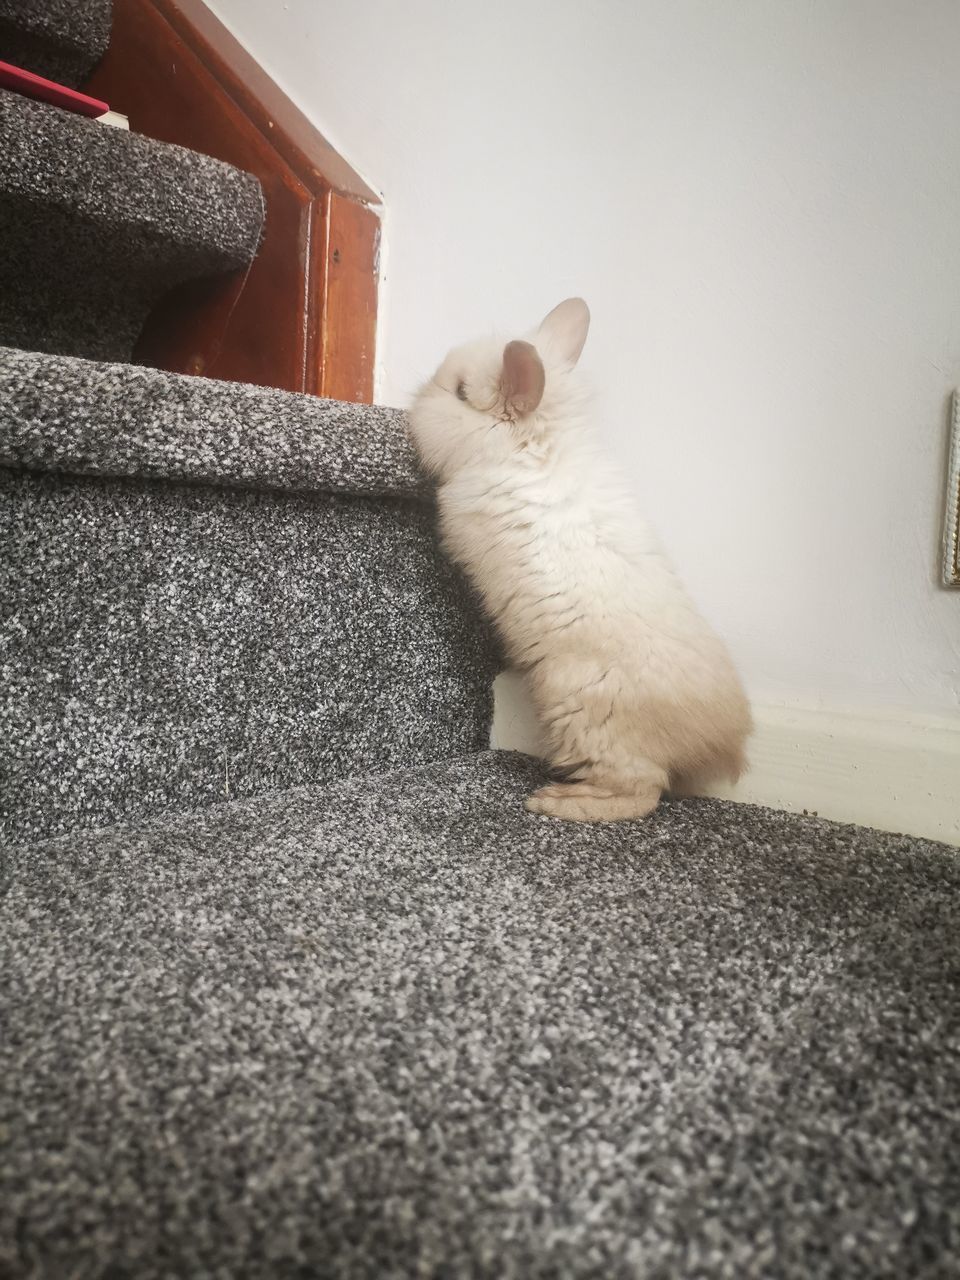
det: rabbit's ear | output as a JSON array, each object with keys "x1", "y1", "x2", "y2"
[
  {"x1": 537, "y1": 297, "x2": 590, "y2": 366},
  {"x1": 502, "y1": 340, "x2": 546, "y2": 417}
]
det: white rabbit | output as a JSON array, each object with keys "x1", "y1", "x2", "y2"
[{"x1": 408, "y1": 298, "x2": 752, "y2": 821}]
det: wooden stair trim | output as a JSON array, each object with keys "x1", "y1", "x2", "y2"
[
  {"x1": 153, "y1": 0, "x2": 378, "y2": 205},
  {"x1": 86, "y1": 0, "x2": 380, "y2": 402}
]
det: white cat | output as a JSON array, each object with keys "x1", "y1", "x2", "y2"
[{"x1": 408, "y1": 298, "x2": 752, "y2": 822}]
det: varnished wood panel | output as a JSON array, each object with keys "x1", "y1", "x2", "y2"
[
  {"x1": 318, "y1": 195, "x2": 381, "y2": 403},
  {"x1": 86, "y1": 0, "x2": 379, "y2": 400}
]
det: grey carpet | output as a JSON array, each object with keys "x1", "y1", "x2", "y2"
[
  {"x1": 2, "y1": 750, "x2": 957, "y2": 1279},
  {"x1": 0, "y1": 90, "x2": 263, "y2": 362},
  {"x1": 0, "y1": 0, "x2": 111, "y2": 87},
  {"x1": 2, "y1": 16, "x2": 957, "y2": 1276},
  {"x1": 1, "y1": 351, "x2": 494, "y2": 842},
  {"x1": 0, "y1": 346, "x2": 424, "y2": 499}
]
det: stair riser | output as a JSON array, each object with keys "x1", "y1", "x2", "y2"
[
  {"x1": 0, "y1": 91, "x2": 263, "y2": 364},
  {"x1": 2, "y1": 469, "x2": 495, "y2": 841}
]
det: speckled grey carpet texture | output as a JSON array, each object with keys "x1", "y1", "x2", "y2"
[
  {"x1": 0, "y1": 90, "x2": 263, "y2": 361},
  {"x1": 0, "y1": 0, "x2": 111, "y2": 86},
  {"x1": 2, "y1": 30, "x2": 959, "y2": 1275},
  {"x1": 0, "y1": 346, "x2": 424, "y2": 498},
  {"x1": 1, "y1": 349, "x2": 494, "y2": 841},
  {"x1": 2, "y1": 751, "x2": 958, "y2": 1278}
]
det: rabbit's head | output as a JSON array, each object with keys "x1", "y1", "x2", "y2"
[{"x1": 409, "y1": 297, "x2": 590, "y2": 480}]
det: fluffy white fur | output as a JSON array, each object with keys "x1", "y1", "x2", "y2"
[{"x1": 408, "y1": 298, "x2": 752, "y2": 822}]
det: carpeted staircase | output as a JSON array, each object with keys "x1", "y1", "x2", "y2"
[
  {"x1": 0, "y1": 0, "x2": 110, "y2": 86},
  {"x1": 0, "y1": 90, "x2": 263, "y2": 363},
  {"x1": 1, "y1": 4, "x2": 959, "y2": 1277}
]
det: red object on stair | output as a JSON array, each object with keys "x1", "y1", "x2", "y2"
[{"x1": 0, "y1": 59, "x2": 111, "y2": 118}]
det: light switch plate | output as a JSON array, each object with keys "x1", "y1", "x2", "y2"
[{"x1": 944, "y1": 394, "x2": 960, "y2": 586}]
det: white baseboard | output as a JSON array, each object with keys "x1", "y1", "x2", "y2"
[
  {"x1": 492, "y1": 674, "x2": 960, "y2": 846},
  {"x1": 705, "y1": 705, "x2": 960, "y2": 847}
]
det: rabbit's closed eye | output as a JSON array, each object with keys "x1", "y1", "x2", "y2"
[{"x1": 456, "y1": 380, "x2": 468, "y2": 402}]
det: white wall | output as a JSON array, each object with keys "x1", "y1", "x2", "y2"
[{"x1": 209, "y1": 0, "x2": 960, "y2": 721}]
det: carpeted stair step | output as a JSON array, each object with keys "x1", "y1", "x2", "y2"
[
  {"x1": 2, "y1": 748, "x2": 958, "y2": 1277},
  {"x1": 0, "y1": 346, "x2": 496, "y2": 843},
  {"x1": 0, "y1": 0, "x2": 111, "y2": 87},
  {"x1": 0, "y1": 90, "x2": 263, "y2": 362}
]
